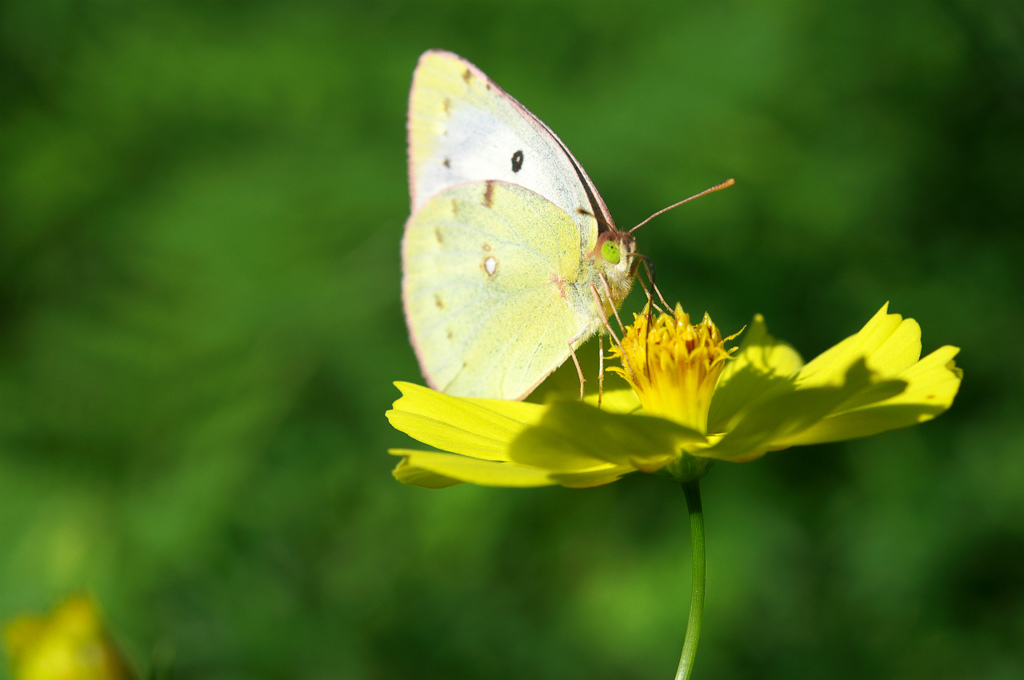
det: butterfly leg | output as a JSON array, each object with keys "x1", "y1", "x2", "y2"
[
  {"x1": 588, "y1": 282, "x2": 621, "y2": 347},
  {"x1": 598, "y1": 272, "x2": 627, "y2": 335},
  {"x1": 632, "y1": 262, "x2": 659, "y2": 379},
  {"x1": 636, "y1": 263, "x2": 659, "y2": 379},
  {"x1": 567, "y1": 342, "x2": 586, "y2": 401},
  {"x1": 587, "y1": 281, "x2": 621, "y2": 409},
  {"x1": 637, "y1": 258, "x2": 671, "y2": 312}
]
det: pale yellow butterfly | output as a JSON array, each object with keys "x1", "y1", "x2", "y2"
[{"x1": 402, "y1": 50, "x2": 640, "y2": 400}]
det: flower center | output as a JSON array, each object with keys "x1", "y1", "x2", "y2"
[{"x1": 607, "y1": 304, "x2": 734, "y2": 433}]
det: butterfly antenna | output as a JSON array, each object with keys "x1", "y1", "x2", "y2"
[{"x1": 629, "y1": 178, "x2": 735, "y2": 234}]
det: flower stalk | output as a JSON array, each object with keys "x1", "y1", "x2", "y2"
[{"x1": 675, "y1": 480, "x2": 706, "y2": 680}]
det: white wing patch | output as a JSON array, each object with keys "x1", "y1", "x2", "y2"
[{"x1": 407, "y1": 50, "x2": 614, "y2": 252}]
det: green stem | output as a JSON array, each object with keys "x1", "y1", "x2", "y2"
[{"x1": 674, "y1": 480, "x2": 706, "y2": 680}]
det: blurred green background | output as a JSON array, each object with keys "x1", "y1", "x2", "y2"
[{"x1": 2, "y1": 1, "x2": 1022, "y2": 678}]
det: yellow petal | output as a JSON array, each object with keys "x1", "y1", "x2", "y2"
[
  {"x1": 701, "y1": 302, "x2": 962, "y2": 459},
  {"x1": 509, "y1": 400, "x2": 705, "y2": 473},
  {"x1": 549, "y1": 467, "x2": 631, "y2": 488},
  {"x1": 777, "y1": 345, "x2": 962, "y2": 446},
  {"x1": 795, "y1": 304, "x2": 921, "y2": 387},
  {"x1": 701, "y1": 360, "x2": 897, "y2": 461},
  {"x1": 389, "y1": 449, "x2": 558, "y2": 487},
  {"x1": 709, "y1": 314, "x2": 803, "y2": 430},
  {"x1": 386, "y1": 382, "x2": 545, "y2": 461},
  {"x1": 390, "y1": 455, "x2": 463, "y2": 488},
  {"x1": 582, "y1": 384, "x2": 643, "y2": 414}
]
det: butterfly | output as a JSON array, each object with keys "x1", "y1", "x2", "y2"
[{"x1": 402, "y1": 50, "x2": 641, "y2": 400}]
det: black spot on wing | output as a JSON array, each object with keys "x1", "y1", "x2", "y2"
[
  {"x1": 511, "y1": 150, "x2": 524, "y2": 173},
  {"x1": 483, "y1": 181, "x2": 495, "y2": 209}
]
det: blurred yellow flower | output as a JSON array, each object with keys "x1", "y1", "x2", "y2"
[
  {"x1": 387, "y1": 303, "x2": 962, "y2": 487},
  {"x1": 4, "y1": 595, "x2": 134, "y2": 680}
]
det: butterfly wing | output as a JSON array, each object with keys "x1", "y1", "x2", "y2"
[
  {"x1": 402, "y1": 181, "x2": 605, "y2": 400},
  {"x1": 408, "y1": 49, "x2": 615, "y2": 250}
]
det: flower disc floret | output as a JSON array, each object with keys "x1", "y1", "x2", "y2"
[{"x1": 607, "y1": 305, "x2": 735, "y2": 434}]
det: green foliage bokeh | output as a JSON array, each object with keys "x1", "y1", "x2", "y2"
[{"x1": 2, "y1": 2, "x2": 1022, "y2": 679}]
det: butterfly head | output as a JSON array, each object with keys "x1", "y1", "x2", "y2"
[{"x1": 593, "y1": 229, "x2": 638, "y2": 302}]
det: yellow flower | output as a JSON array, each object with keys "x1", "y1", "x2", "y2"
[
  {"x1": 3, "y1": 595, "x2": 135, "y2": 680},
  {"x1": 387, "y1": 303, "x2": 962, "y2": 487}
]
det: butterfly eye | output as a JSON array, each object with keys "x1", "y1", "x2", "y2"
[{"x1": 601, "y1": 240, "x2": 621, "y2": 264}]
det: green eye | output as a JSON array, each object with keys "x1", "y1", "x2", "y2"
[{"x1": 601, "y1": 240, "x2": 621, "y2": 264}]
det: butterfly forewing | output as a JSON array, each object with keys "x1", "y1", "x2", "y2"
[{"x1": 408, "y1": 50, "x2": 613, "y2": 247}]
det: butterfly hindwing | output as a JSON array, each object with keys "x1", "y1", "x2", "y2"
[{"x1": 402, "y1": 181, "x2": 603, "y2": 400}]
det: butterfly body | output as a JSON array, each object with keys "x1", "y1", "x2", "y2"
[{"x1": 403, "y1": 50, "x2": 636, "y2": 400}]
